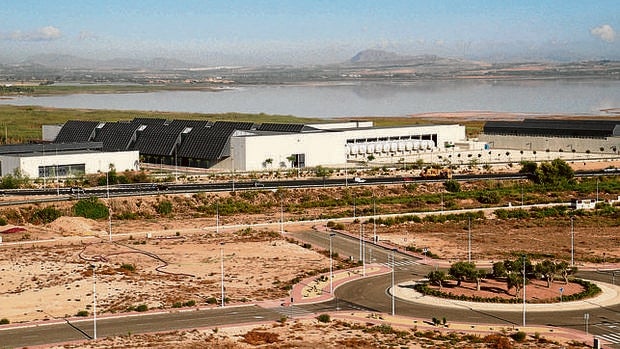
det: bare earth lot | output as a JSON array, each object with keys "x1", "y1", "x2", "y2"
[{"x1": 0, "y1": 158, "x2": 617, "y2": 347}]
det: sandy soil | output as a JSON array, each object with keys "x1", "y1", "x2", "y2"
[
  {"x1": 47, "y1": 316, "x2": 590, "y2": 349},
  {"x1": 0, "y1": 226, "x2": 327, "y2": 323},
  {"x1": 0, "y1": 147, "x2": 616, "y2": 348}
]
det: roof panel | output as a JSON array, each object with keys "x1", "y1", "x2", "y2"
[{"x1": 53, "y1": 120, "x2": 100, "y2": 143}]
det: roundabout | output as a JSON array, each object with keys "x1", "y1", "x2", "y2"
[{"x1": 391, "y1": 278, "x2": 620, "y2": 312}]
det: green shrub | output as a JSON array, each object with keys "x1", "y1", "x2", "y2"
[
  {"x1": 512, "y1": 331, "x2": 527, "y2": 342},
  {"x1": 135, "y1": 304, "x2": 148, "y2": 312},
  {"x1": 444, "y1": 180, "x2": 461, "y2": 193},
  {"x1": 156, "y1": 200, "x2": 173, "y2": 215},
  {"x1": 72, "y1": 197, "x2": 109, "y2": 219},
  {"x1": 183, "y1": 300, "x2": 196, "y2": 307},
  {"x1": 120, "y1": 263, "x2": 136, "y2": 272},
  {"x1": 31, "y1": 206, "x2": 62, "y2": 224},
  {"x1": 477, "y1": 191, "x2": 501, "y2": 204},
  {"x1": 76, "y1": 310, "x2": 89, "y2": 317},
  {"x1": 316, "y1": 314, "x2": 331, "y2": 323},
  {"x1": 0, "y1": 217, "x2": 6, "y2": 226},
  {"x1": 0, "y1": 318, "x2": 9, "y2": 324}
]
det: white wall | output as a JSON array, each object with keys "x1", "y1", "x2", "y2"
[
  {"x1": 232, "y1": 124, "x2": 466, "y2": 171},
  {"x1": 0, "y1": 151, "x2": 139, "y2": 178}
]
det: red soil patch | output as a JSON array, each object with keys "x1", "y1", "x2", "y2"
[{"x1": 430, "y1": 278, "x2": 584, "y2": 303}]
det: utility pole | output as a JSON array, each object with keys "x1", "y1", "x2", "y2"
[{"x1": 468, "y1": 217, "x2": 471, "y2": 263}]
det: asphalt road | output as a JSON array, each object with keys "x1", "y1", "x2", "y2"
[
  {"x1": 0, "y1": 305, "x2": 281, "y2": 348},
  {"x1": 295, "y1": 229, "x2": 620, "y2": 348}
]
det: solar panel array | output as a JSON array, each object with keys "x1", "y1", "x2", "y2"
[
  {"x1": 256, "y1": 123, "x2": 306, "y2": 133},
  {"x1": 53, "y1": 120, "x2": 100, "y2": 143},
  {"x1": 52, "y1": 118, "x2": 310, "y2": 164},
  {"x1": 177, "y1": 127, "x2": 236, "y2": 160},
  {"x1": 0, "y1": 142, "x2": 102, "y2": 155},
  {"x1": 133, "y1": 123, "x2": 186, "y2": 156},
  {"x1": 94, "y1": 122, "x2": 141, "y2": 151},
  {"x1": 484, "y1": 119, "x2": 620, "y2": 138}
]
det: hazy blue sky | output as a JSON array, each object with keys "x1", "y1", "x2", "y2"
[{"x1": 1, "y1": 0, "x2": 618, "y2": 65}]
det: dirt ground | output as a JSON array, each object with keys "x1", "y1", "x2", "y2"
[
  {"x1": 47, "y1": 317, "x2": 591, "y2": 349},
  {"x1": 0, "y1": 139, "x2": 617, "y2": 347}
]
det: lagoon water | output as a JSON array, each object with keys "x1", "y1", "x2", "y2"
[{"x1": 1, "y1": 79, "x2": 618, "y2": 118}]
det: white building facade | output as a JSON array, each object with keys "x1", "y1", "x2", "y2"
[
  {"x1": 231, "y1": 123, "x2": 466, "y2": 171},
  {"x1": 0, "y1": 150, "x2": 139, "y2": 179}
]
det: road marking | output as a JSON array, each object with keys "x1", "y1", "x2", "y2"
[
  {"x1": 382, "y1": 260, "x2": 419, "y2": 267},
  {"x1": 597, "y1": 332, "x2": 620, "y2": 344}
]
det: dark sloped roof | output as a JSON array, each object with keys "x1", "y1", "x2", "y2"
[
  {"x1": 211, "y1": 121, "x2": 255, "y2": 131},
  {"x1": 484, "y1": 119, "x2": 620, "y2": 138},
  {"x1": 177, "y1": 127, "x2": 236, "y2": 160},
  {"x1": 53, "y1": 120, "x2": 100, "y2": 143},
  {"x1": 256, "y1": 123, "x2": 307, "y2": 133},
  {"x1": 133, "y1": 132, "x2": 180, "y2": 156},
  {"x1": 0, "y1": 142, "x2": 103, "y2": 155},
  {"x1": 94, "y1": 122, "x2": 140, "y2": 151},
  {"x1": 131, "y1": 118, "x2": 167, "y2": 126},
  {"x1": 168, "y1": 119, "x2": 211, "y2": 129}
]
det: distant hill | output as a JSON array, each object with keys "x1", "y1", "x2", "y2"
[
  {"x1": 348, "y1": 49, "x2": 470, "y2": 66},
  {"x1": 21, "y1": 54, "x2": 202, "y2": 70}
]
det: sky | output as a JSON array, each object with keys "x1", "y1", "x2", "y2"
[{"x1": 0, "y1": 0, "x2": 618, "y2": 65}]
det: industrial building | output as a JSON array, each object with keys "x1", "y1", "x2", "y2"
[
  {"x1": 44, "y1": 118, "x2": 468, "y2": 172},
  {"x1": 0, "y1": 142, "x2": 138, "y2": 179},
  {"x1": 479, "y1": 119, "x2": 620, "y2": 154}
]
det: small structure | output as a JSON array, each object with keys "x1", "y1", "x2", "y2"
[{"x1": 570, "y1": 198, "x2": 596, "y2": 210}]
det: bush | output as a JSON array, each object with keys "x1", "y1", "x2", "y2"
[
  {"x1": 76, "y1": 310, "x2": 89, "y2": 317},
  {"x1": 316, "y1": 314, "x2": 330, "y2": 323},
  {"x1": 72, "y1": 197, "x2": 109, "y2": 219},
  {"x1": 156, "y1": 200, "x2": 173, "y2": 215},
  {"x1": 120, "y1": 263, "x2": 136, "y2": 272},
  {"x1": 444, "y1": 179, "x2": 461, "y2": 193},
  {"x1": 512, "y1": 331, "x2": 527, "y2": 342},
  {"x1": 477, "y1": 191, "x2": 501, "y2": 204},
  {"x1": 31, "y1": 206, "x2": 62, "y2": 224},
  {"x1": 135, "y1": 304, "x2": 148, "y2": 312},
  {"x1": 0, "y1": 318, "x2": 9, "y2": 324},
  {"x1": 0, "y1": 217, "x2": 6, "y2": 226}
]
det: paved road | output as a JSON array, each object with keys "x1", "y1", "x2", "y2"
[
  {"x1": 0, "y1": 305, "x2": 281, "y2": 348},
  {"x1": 294, "y1": 228, "x2": 620, "y2": 348}
]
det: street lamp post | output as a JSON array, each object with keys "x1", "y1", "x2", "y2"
[
  {"x1": 522, "y1": 254, "x2": 526, "y2": 327},
  {"x1": 468, "y1": 217, "x2": 471, "y2": 263},
  {"x1": 571, "y1": 218, "x2": 576, "y2": 265},
  {"x1": 362, "y1": 225, "x2": 366, "y2": 276},
  {"x1": 373, "y1": 197, "x2": 377, "y2": 243},
  {"x1": 329, "y1": 233, "x2": 335, "y2": 294},
  {"x1": 280, "y1": 195, "x2": 284, "y2": 234},
  {"x1": 391, "y1": 249, "x2": 396, "y2": 316},
  {"x1": 220, "y1": 243, "x2": 225, "y2": 307},
  {"x1": 91, "y1": 264, "x2": 97, "y2": 340},
  {"x1": 216, "y1": 201, "x2": 219, "y2": 234}
]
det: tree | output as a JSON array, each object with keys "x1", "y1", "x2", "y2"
[
  {"x1": 286, "y1": 155, "x2": 296, "y2": 168},
  {"x1": 506, "y1": 273, "x2": 524, "y2": 297},
  {"x1": 426, "y1": 270, "x2": 448, "y2": 290},
  {"x1": 519, "y1": 161, "x2": 538, "y2": 177},
  {"x1": 534, "y1": 259, "x2": 557, "y2": 288},
  {"x1": 556, "y1": 261, "x2": 577, "y2": 284},
  {"x1": 314, "y1": 165, "x2": 332, "y2": 178},
  {"x1": 367, "y1": 154, "x2": 375, "y2": 162},
  {"x1": 492, "y1": 261, "x2": 507, "y2": 279},
  {"x1": 468, "y1": 268, "x2": 486, "y2": 291},
  {"x1": 443, "y1": 179, "x2": 460, "y2": 193},
  {"x1": 448, "y1": 261, "x2": 476, "y2": 287},
  {"x1": 531, "y1": 159, "x2": 574, "y2": 185},
  {"x1": 264, "y1": 158, "x2": 273, "y2": 168}
]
